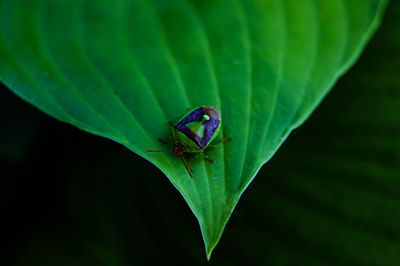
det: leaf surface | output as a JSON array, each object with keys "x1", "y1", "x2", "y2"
[{"x1": 0, "y1": 0, "x2": 388, "y2": 257}]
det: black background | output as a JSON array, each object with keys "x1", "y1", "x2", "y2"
[{"x1": 1, "y1": 2, "x2": 400, "y2": 266}]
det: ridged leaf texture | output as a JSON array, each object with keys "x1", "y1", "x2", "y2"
[{"x1": 0, "y1": 0, "x2": 388, "y2": 257}]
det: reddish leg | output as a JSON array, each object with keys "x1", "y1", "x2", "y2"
[
  {"x1": 209, "y1": 137, "x2": 232, "y2": 148},
  {"x1": 204, "y1": 155, "x2": 214, "y2": 163},
  {"x1": 187, "y1": 160, "x2": 194, "y2": 172},
  {"x1": 180, "y1": 157, "x2": 194, "y2": 178},
  {"x1": 158, "y1": 138, "x2": 169, "y2": 144}
]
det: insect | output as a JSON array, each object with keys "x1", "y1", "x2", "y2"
[{"x1": 147, "y1": 106, "x2": 230, "y2": 178}]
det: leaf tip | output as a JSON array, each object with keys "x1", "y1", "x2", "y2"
[
  {"x1": 206, "y1": 252, "x2": 212, "y2": 261},
  {"x1": 206, "y1": 243, "x2": 217, "y2": 261}
]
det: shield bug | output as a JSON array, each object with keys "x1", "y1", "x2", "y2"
[{"x1": 147, "y1": 106, "x2": 228, "y2": 178}]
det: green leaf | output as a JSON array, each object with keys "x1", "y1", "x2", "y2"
[{"x1": 0, "y1": 0, "x2": 388, "y2": 257}]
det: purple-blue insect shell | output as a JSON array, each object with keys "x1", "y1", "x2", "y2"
[
  {"x1": 146, "y1": 106, "x2": 222, "y2": 178},
  {"x1": 173, "y1": 106, "x2": 221, "y2": 154}
]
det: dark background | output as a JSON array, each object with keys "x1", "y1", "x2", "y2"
[{"x1": 1, "y1": 2, "x2": 400, "y2": 266}]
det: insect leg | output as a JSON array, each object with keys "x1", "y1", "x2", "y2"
[
  {"x1": 186, "y1": 160, "x2": 194, "y2": 173},
  {"x1": 216, "y1": 137, "x2": 232, "y2": 145},
  {"x1": 209, "y1": 137, "x2": 232, "y2": 148},
  {"x1": 158, "y1": 138, "x2": 169, "y2": 144},
  {"x1": 180, "y1": 157, "x2": 193, "y2": 178},
  {"x1": 203, "y1": 155, "x2": 214, "y2": 163}
]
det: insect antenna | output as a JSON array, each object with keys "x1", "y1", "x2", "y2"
[{"x1": 180, "y1": 157, "x2": 193, "y2": 178}]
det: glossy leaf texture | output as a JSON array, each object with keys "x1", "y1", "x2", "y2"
[{"x1": 0, "y1": 0, "x2": 388, "y2": 257}]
